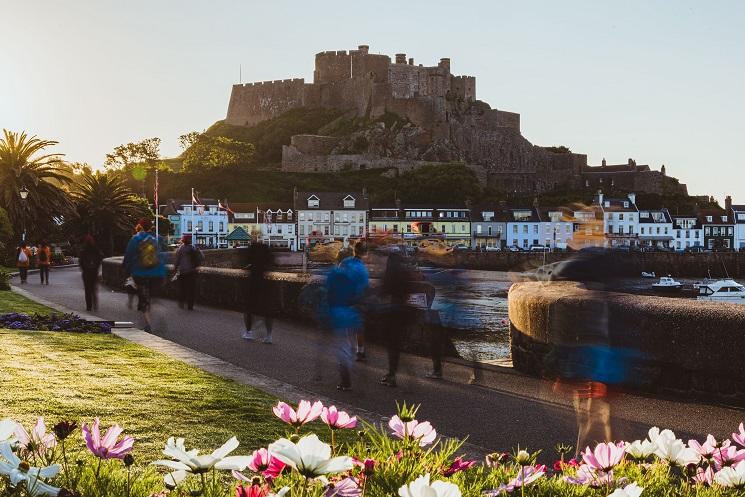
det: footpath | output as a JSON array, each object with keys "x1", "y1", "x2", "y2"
[{"x1": 9, "y1": 267, "x2": 744, "y2": 456}]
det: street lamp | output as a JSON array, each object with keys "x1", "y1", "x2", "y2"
[{"x1": 19, "y1": 186, "x2": 29, "y2": 241}]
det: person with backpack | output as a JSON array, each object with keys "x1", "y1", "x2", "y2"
[
  {"x1": 15, "y1": 241, "x2": 32, "y2": 284},
  {"x1": 174, "y1": 234, "x2": 203, "y2": 310},
  {"x1": 123, "y1": 218, "x2": 166, "y2": 332},
  {"x1": 78, "y1": 234, "x2": 103, "y2": 311},
  {"x1": 37, "y1": 240, "x2": 52, "y2": 285}
]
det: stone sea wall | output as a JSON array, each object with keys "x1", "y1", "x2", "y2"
[{"x1": 508, "y1": 281, "x2": 745, "y2": 405}]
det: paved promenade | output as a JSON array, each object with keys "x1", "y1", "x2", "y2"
[{"x1": 10, "y1": 267, "x2": 744, "y2": 456}]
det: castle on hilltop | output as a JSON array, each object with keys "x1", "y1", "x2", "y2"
[{"x1": 226, "y1": 45, "x2": 687, "y2": 196}]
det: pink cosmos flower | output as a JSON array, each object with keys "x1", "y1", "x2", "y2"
[
  {"x1": 388, "y1": 416, "x2": 437, "y2": 447},
  {"x1": 325, "y1": 476, "x2": 361, "y2": 497},
  {"x1": 553, "y1": 458, "x2": 579, "y2": 472},
  {"x1": 485, "y1": 465, "x2": 545, "y2": 494},
  {"x1": 15, "y1": 417, "x2": 56, "y2": 458},
  {"x1": 272, "y1": 401, "x2": 323, "y2": 427},
  {"x1": 693, "y1": 465, "x2": 715, "y2": 486},
  {"x1": 232, "y1": 448, "x2": 286, "y2": 480},
  {"x1": 352, "y1": 457, "x2": 376, "y2": 474},
  {"x1": 733, "y1": 423, "x2": 745, "y2": 449},
  {"x1": 565, "y1": 464, "x2": 614, "y2": 487},
  {"x1": 582, "y1": 442, "x2": 625, "y2": 472},
  {"x1": 689, "y1": 435, "x2": 730, "y2": 459},
  {"x1": 321, "y1": 406, "x2": 357, "y2": 430},
  {"x1": 712, "y1": 445, "x2": 745, "y2": 469},
  {"x1": 443, "y1": 456, "x2": 476, "y2": 476},
  {"x1": 82, "y1": 418, "x2": 134, "y2": 459}
]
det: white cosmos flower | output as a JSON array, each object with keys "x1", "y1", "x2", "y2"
[
  {"x1": 398, "y1": 473, "x2": 461, "y2": 497},
  {"x1": 608, "y1": 482, "x2": 644, "y2": 497},
  {"x1": 625, "y1": 439, "x2": 657, "y2": 459},
  {"x1": 152, "y1": 436, "x2": 251, "y2": 487},
  {"x1": 268, "y1": 434, "x2": 353, "y2": 479},
  {"x1": 715, "y1": 461, "x2": 745, "y2": 488},
  {"x1": 647, "y1": 427, "x2": 676, "y2": 446},
  {"x1": 653, "y1": 436, "x2": 700, "y2": 467},
  {"x1": 0, "y1": 442, "x2": 61, "y2": 496},
  {"x1": 0, "y1": 419, "x2": 17, "y2": 443}
]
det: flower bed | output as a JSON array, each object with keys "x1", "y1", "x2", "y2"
[
  {"x1": 0, "y1": 401, "x2": 743, "y2": 497},
  {"x1": 0, "y1": 312, "x2": 112, "y2": 333}
]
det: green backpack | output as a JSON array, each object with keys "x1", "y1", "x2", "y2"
[{"x1": 138, "y1": 236, "x2": 159, "y2": 269}]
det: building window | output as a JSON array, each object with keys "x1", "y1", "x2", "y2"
[
  {"x1": 324, "y1": 213, "x2": 329, "y2": 222},
  {"x1": 393, "y1": 224, "x2": 398, "y2": 233},
  {"x1": 219, "y1": 222, "x2": 224, "y2": 232},
  {"x1": 729, "y1": 227, "x2": 734, "y2": 235},
  {"x1": 488, "y1": 226, "x2": 492, "y2": 236},
  {"x1": 407, "y1": 224, "x2": 412, "y2": 233},
  {"x1": 299, "y1": 225, "x2": 304, "y2": 236},
  {"x1": 619, "y1": 213, "x2": 624, "y2": 221},
  {"x1": 323, "y1": 226, "x2": 329, "y2": 235},
  {"x1": 307, "y1": 196, "x2": 319, "y2": 208},
  {"x1": 705, "y1": 227, "x2": 711, "y2": 236},
  {"x1": 187, "y1": 221, "x2": 193, "y2": 232},
  {"x1": 477, "y1": 225, "x2": 482, "y2": 234},
  {"x1": 706, "y1": 216, "x2": 713, "y2": 222},
  {"x1": 343, "y1": 196, "x2": 355, "y2": 208},
  {"x1": 197, "y1": 221, "x2": 203, "y2": 231}
]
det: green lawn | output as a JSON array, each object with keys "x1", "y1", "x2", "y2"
[
  {"x1": 0, "y1": 330, "x2": 290, "y2": 460},
  {"x1": 0, "y1": 290, "x2": 54, "y2": 314}
]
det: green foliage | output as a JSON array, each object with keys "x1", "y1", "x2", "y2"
[
  {"x1": 204, "y1": 108, "x2": 345, "y2": 164},
  {"x1": 0, "y1": 129, "x2": 74, "y2": 241},
  {"x1": 0, "y1": 269, "x2": 10, "y2": 291},
  {"x1": 545, "y1": 145, "x2": 572, "y2": 154},
  {"x1": 181, "y1": 135, "x2": 255, "y2": 170},
  {"x1": 0, "y1": 290, "x2": 54, "y2": 313},
  {"x1": 104, "y1": 138, "x2": 161, "y2": 171}
]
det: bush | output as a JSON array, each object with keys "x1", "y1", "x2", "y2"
[{"x1": 0, "y1": 269, "x2": 10, "y2": 291}]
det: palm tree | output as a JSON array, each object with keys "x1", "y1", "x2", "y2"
[
  {"x1": 70, "y1": 170, "x2": 148, "y2": 256},
  {"x1": 0, "y1": 130, "x2": 73, "y2": 241}
]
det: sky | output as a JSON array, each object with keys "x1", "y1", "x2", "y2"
[{"x1": 3, "y1": 0, "x2": 744, "y2": 203}]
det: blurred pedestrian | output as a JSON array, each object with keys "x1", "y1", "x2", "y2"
[
  {"x1": 174, "y1": 234, "x2": 203, "y2": 310},
  {"x1": 78, "y1": 234, "x2": 103, "y2": 311},
  {"x1": 123, "y1": 218, "x2": 166, "y2": 332},
  {"x1": 15, "y1": 241, "x2": 32, "y2": 284},
  {"x1": 327, "y1": 241, "x2": 370, "y2": 390},
  {"x1": 337, "y1": 239, "x2": 369, "y2": 361},
  {"x1": 241, "y1": 242, "x2": 275, "y2": 343},
  {"x1": 379, "y1": 251, "x2": 414, "y2": 387},
  {"x1": 36, "y1": 240, "x2": 52, "y2": 285}
]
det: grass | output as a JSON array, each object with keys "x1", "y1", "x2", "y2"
[
  {"x1": 0, "y1": 290, "x2": 54, "y2": 314},
  {"x1": 0, "y1": 330, "x2": 291, "y2": 460},
  {"x1": 1, "y1": 266, "x2": 16, "y2": 273}
]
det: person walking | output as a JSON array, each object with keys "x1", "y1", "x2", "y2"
[
  {"x1": 174, "y1": 234, "x2": 203, "y2": 310},
  {"x1": 36, "y1": 240, "x2": 52, "y2": 285},
  {"x1": 15, "y1": 241, "x2": 32, "y2": 284},
  {"x1": 78, "y1": 235, "x2": 103, "y2": 311},
  {"x1": 326, "y1": 241, "x2": 370, "y2": 391},
  {"x1": 338, "y1": 241, "x2": 370, "y2": 361},
  {"x1": 241, "y1": 242, "x2": 275, "y2": 343},
  {"x1": 379, "y1": 251, "x2": 414, "y2": 387},
  {"x1": 123, "y1": 218, "x2": 166, "y2": 332}
]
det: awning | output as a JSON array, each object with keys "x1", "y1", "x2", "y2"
[{"x1": 226, "y1": 226, "x2": 251, "y2": 241}]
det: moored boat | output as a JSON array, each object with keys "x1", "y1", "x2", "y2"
[
  {"x1": 697, "y1": 279, "x2": 745, "y2": 304},
  {"x1": 652, "y1": 276, "x2": 682, "y2": 294}
]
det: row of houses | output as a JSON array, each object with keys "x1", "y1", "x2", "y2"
[{"x1": 161, "y1": 190, "x2": 745, "y2": 252}]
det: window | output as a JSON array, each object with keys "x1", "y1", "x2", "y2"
[
  {"x1": 442, "y1": 224, "x2": 446, "y2": 233},
  {"x1": 721, "y1": 216, "x2": 727, "y2": 222},
  {"x1": 488, "y1": 227, "x2": 492, "y2": 236},
  {"x1": 307, "y1": 213, "x2": 313, "y2": 222},
  {"x1": 323, "y1": 213, "x2": 329, "y2": 222},
  {"x1": 619, "y1": 213, "x2": 624, "y2": 221},
  {"x1": 706, "y1": 216, "x2": 713, "y2": 222},
  {"x1": 729, "y1": 227, "x2": 734, "y2": 235},
  {"x1": 343, "y1": 196, "x2": 355, "y2": 208},
  {"x1": 299, "y1": 212, "x2": 305, "y2": 221},
  {"x1": 623, "y1": 202, "x2": 629, "y2": 208},
  {"x1": 393, "y1": 224, "x2": 399, "y2": 233},
  {"x1": 407, "y1": 224, "x2": 412, "y2": 233},
  {"x1": 323, "y1": 226, "x2": 329, "y2": 235},
  {"x1": 287, "y1": 211, "x2": 293, "y2": 221},
  {"x1": 343, "y1": 213, "x2": 348, "y2": 223},
  {"x1": 299, "y1": 225, "x2": 305, "y2": 236},
  {"x1": 334, "y1": 213, "x2": 340, "y2": 223},
  {"x1": 566, "y1": 225, "x2": 571, "y2": 233},
  {"x1": 187, "y1": 221, "x2": 193, "y2": 232},
  {"x1": 656, "y1": 227, "x2": 661, "y2": 235},
  {"x1": 197, "y1": 221, "x2": 203, "y2": 231},
  {"x1": 477, "y1": 225, "x2": 482, "y2": 234},
  {"x1": 307, "y1": 196, "x2": 319, "y2": 208},
  {"x1": 219, "y1": 222, "x2": 224, "y2": 232},
  {"x1": 461, "y1": 225, "x2": 466, "y2": 232},
  {"x1": 641, "y1": 227, "x2": 645, "y2": 234},
  {"x1": 288, "y1": 225, "x2": 293, "y2": 234},
  {"x1": 705, "y1": 227, "x2": 711, "y2": 236},
  {"x1": 739, "y1": 214, "x2": 745, "y2": 221},
  {"x1": 277, "y1": 225, "x2": 283, "y2": 234},
  {"x1": 523, "y1": 225, "x2": 528, "y2": 234},
  {"x1": 617, "y1": 226, "x2": 623, "y2": 234},
  {"x1": 513, "y1": 225, "x2": 518, "y2": 234},
  {"x1": 628, "y1": 225, "x2": 634, "y2": 234},
  {"x1": 523, "y1": 239, "x2": 528, "y2": 248},
  {"x1": 533, "y1": 225, "x2": 538, "y2": 234}
]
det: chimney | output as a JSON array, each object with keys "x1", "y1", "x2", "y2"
[
  {"x1": 601, "y1": 158, "x2": 606, "y2": 167},
  {"x1": 358, "y1": 45, "x2": 369, "y2": 54},
  {"x1": 362, "y1": 187, "x2": 368, "y2": 200},
  {"x1": 395, "y1": 53, "x2": 406, "y2": 64},
  {"x1": 395, "y1": 197, "x2": 402, "y2": 210},
  {"x1": 726, "y1": 195, "x2": 732, "y2": 213},
  {"x1": 408, "y1": 57, "x2": 414, "y2": 65}
]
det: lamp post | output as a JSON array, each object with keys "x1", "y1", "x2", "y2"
[{"x1": 19, "y1": 186, "x2": 29, "y2": 242}]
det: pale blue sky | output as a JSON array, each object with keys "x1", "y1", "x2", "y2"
[{"x1": 3, "y1": 1, "x2": 744, "y2": 203}]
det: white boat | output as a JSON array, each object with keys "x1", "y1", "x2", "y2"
[
  {"x1": 641, "y1": 271, "x2": 656, "y2": 278},
  {"x1": 652, "y1": 276, "x2": 682, "y2": 293},
  {"x1": 697, "y1": 279, "x2": 745, "y2": 304}
]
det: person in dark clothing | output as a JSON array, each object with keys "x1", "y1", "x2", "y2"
[
  {"x1": 78, "y1": 235, "x2": 103, "y2": 311},
  {"x1": 241, "y1": 242, "x2": 275, "y2": 343},
  {"x1": 379, "y1": 251, "x2": 415, "y2": 387},
  {"x1": 37, "y1": 240, "x2": 52, "y2": 285},
  {"x1": 174, "y1": 234, "x2": 203, "y2": 310}
]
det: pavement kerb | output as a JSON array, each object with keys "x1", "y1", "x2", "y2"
[
  {"x1": 6, "y1": 264, "x2": 79, "y2": 277},
  {"x1": 7, "y1": 285, "x2": 492, "y2": 457}
]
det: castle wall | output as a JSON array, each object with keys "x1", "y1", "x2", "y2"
[
  {"x1": 289, "y1": 135, "x2": 340, "y2": 155},
  {"x1": 389, "y1": 64, "x2": 422, "y2": 98},
  {"x1": 314, "y1": 50, "x2": 352, "y2": 84},
  {"x1": 351, "y1": 52, "x2": 390, "y2": 83},
  {"x1": 226, "y1": 79, "x2": 306, "y2": 126},
  {"x1": 281, "y1": 145, "x2": 448, "y2": 173},
  {"x1": 451, "y1": 76, "x2": 476, "y2": 101}
]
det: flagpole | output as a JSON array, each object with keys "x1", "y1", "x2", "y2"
[
  {"x1": 191, "y1": 187, "x2": 195, "y2": 241},
  {"x1": 154, "y1": 168, "x2": 159, "y2": 241}
]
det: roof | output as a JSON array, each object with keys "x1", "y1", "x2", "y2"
[
  {"x1": 505, "y1": 207, "x2": 541, "y2": 223},
  {"x1": 731, "y1": 205, "x2": 745, "y2": 224},
  {"x1": 294, "y1": 191, "x2": 370, "y2": 211},
  {"x1": 598, "y1": 198, "x2": 638, "y2": 213},
  {"x1": 698, "y1": 209, "x2": 733, "y2": 225},
  {"x1": 638, "y1": 209, "x2": 673, "y2": 224},
  {"x1": 538, "y1": 208, "x2": 574, "y2": 222},
  {"x1": 671, "y1": 215, "x2": 702, "y2": 229},
  {"x1": 225, "y1": 226, "x2": 251, "y2": 241}
]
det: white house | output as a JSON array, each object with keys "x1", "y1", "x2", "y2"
[
  {"x1": 294, "y1": 190, "x2": 369, "y2": 249},
  {"x1": 638, "y1": 209, "x2": 674, "y2": 249},
  {"x1": 505, "y1": 208, "x2": 542, "y2": 249},
  {"x1": 595, "y1": 191, "x2": 639, "y2": 247},
  {"x1": 538, "y1": 209, "x2": 574, "y2": 250},
  {"x1": 728, "y1": 197, "x2": 745, "y2": 251},
  {"x1": 168, "y1": 199, "x2": 229, "y2": 248},
  {"x1": 671, "y1": 215, "x2": 704, "y2": 251}
]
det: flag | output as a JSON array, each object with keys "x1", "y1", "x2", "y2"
[
  {"x1": 192, "y1": 189, "x2": 200, "y2": 205},
  {"x1": 218, "y1": 200, "x2": 234, "y2": 214}
]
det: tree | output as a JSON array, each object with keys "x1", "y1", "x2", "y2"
[
  {"x1": 181, "y1": 135, "x2": 255, "y2": 171},
  {"x1": 104, "y1": 137, "x2": 161, "y2": 170},
  {"x1": 0, "y1": 129, "x2": 73, "y2": 242},
  {"x1": 69, "y1": 170, "x2": 149, "y2": 256},
  {"x1": 178, "y1": 131, "x2": 202, "y2": 151}
]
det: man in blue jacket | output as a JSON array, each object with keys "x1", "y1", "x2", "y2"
[{"x1": 123, "y1": 218, "x2": 166, "y2": 332}]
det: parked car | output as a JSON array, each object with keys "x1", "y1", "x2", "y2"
[
  {"x1": 508, "y1": 245, "x2": 522, "y2": 252},
  {"x1": 529, "y1": 245, "x2": 548, "y2": 252},
  {"x1": 452, "y1": 244, "x2": 470, "y2": 251},
  {"x1": 683, "y1": 246, "x2": 704, "y2": 253},
  {"x1": 484, "y1": 245, "x2": 502, "y2": 252}
]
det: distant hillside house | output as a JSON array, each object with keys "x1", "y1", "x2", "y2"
[{"x1": 594, "y1": 191, "x2": 639, "y2": 248}]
